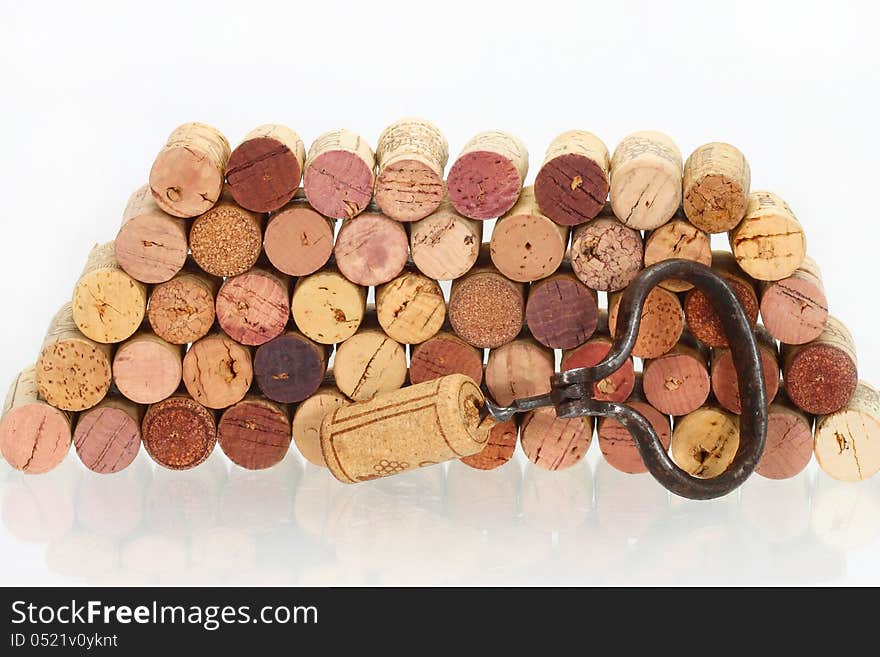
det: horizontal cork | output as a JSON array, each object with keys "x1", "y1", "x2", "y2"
[
  {"x1": 643, "y1": 218, "x2": 712, "y2": 292},
  {"x1": 290, "y1": 269, "x2": 367, "y2": 344},
  {"x1": 303, "y1": 129, "x2": 375, "y2": 220},
  {"x1": 112, "y1": 331, "x2": 183, "y2": 404},
  {"x1": 182, "y1": 332, "x2": 253, "y2": 410},
  {"x1": 73, "y1": 396, "x2": 143, "y2": 474},
  {"x1": 525, "y1": 270, "x2": 598, "y2": 350},
  {"x1": 448, "y1": 258, "x2": 525, "y2": 349},
  {"x1": 610, "y1": 130, "x2": 682, "y2": 230},
  {"x1": 225, "y1": 124, "x2": 306, "y2": 213},
  {"x1": 142, "y1": 394, "x2": 217, "y2": 470},
  {"x1": 570, "y1": 209, "x2": 644, "y2": 291},
  {"x1": 561, "y1": 329, "x2": 635, "y2": 403},
  {"x1": 711, "y1": 326, "x2": 780, "y2": 414},
  {"x1": 115, "y1": 184, "x2": 188, "y2": 284},
  {"x1": 759, "y1": 256, "x2": 828, "y2": 345},
  {"x1": 534, "y1": 130, "x2": 610, "y2": 226},
  {"x1": 642, "y1": 336, "x2": 710, "y2": 416},
  {"x1": 291, "y1": 383, "x2": 348, "y2": 467},
  {"x1": 149, "y1": 122, "x2": 230, "y2": 218},
  {"x1": 671, "y1": 404, "x2": 740, "y2": 479},
  {"x1": 447, "y1": 130, "x2": 529, "y2": 220},
  {"x1": 374, "y1": 118, "x2": 448, "y2": 222},
  {"x1": 409, "y1": 200, "x2": 482, "y2": 280},
  {"x1": 334, "y1": 210, "x2": 410, "y2": 286},
  {"x1": 756, "y1": 393, "x2": 813, "y2": 480},
  {"x1": 147, "y1": 268, "x2": 220, "y2": 345},
  {"x1": 814, "y1": 381, "x2": 880, "y2": 482},
  {"x1": 216, "y1": 267, "x2": 291, "y2": 346},
  {"x1": 253, "y1": 330, "x2": 327, "y2": 404},
  {"x1": 37, "y1": 303, "x2": 112, "y2": 412},
  {"x1": 333, "y1": 327, "x2": 407, "y2": 401},
  {"x1": 264, "y1": 196, "x2": 335, "y2": 276},
  {"x1": 408, "y1": 331, "x2": 484, "y2": 386},
  {"x1": 520, "y1": 408, "x2": 593, "y2": 471},
  {"x1": 783, "y1": 315, "x2": 858, "y2": 415},
  {"x1": 320, "y1": 374, "x2": 492, "y2": 482},
  {"x1": 189, "y1": 192, "x2": 264, "y2": 277},
  {"x1": 729, "y1": 191, "x2": 807, "y2": 281},
  {"x1": 460, "y1": 418, "x2": 518, "y2": 470},
  {"x1": 682, "y1": 142, "x2": 750, "y2": 233},
  {"x1": 376, "y1": 270, "x2": 446, "y2": 344},
  {"x1": 485, "y1": 337, "x2": 555, "y2": 407},
  {"x1": 72, "y1": 241, "x2": 147, "y2": 344},
  {"x1": 218, "y1": 396, "x2": 292, "y2": 470},
  {"x1": 608, "y1": 286, "x2": 683, "y2": 359}
]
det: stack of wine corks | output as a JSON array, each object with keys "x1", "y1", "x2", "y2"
[{"x1": 1, "y1": 120, "x2": 878, "y2": 491}]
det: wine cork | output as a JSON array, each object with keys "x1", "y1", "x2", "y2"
[
  {"x1": 814, "y1": 381, "x2": 880, "y2": 482},
  {"x1": 182, "y1": 332, "x2": 253, "y2": 410},
  {"x1": 520, "y1": 408, "x2": 593, "y2": 471},
  {"x1": 334, "y1": 209, "x2": 410, "y2": 286},
  {"x1": 446, "y1": 130, "x2": 529, "y2": 220},
  {"x1": 534, "y1": 130, "x2": 610, "y2": 226},
  {"x1": 253, "y1": 331, "x2": 326, "y2": 404},
  {"x1": 115, "y1": 184, "x2": 188, "y2": 284},
  {"x1": 671, "y1": 404, "x2": 740, "y2": 479},
  {"x1": 643, "y1": 218, "x2": 712, "y2": 292},
  {"x1": 783, "y1": 315, "x2": 858, "y2": 415},
  {"x1": 36, "y1": 303, "x2": 112, "y2": 412},
  {"x1": 756, "y1": 393, "x2": 813, "y2": 480},
  {"x1": 147, "y1": 268, "x2": 220, "y2": 345},
  {"x1": 215, "y1": 267, "x2": 291, "y2": 346},
  {"x1": 682, "y1": 142, "x2": 750, "y2": 233},
  {"x1": 142, "y1": 394, "x2": 216, "y2": 470},
  {"x1": 303, "y1": 129, "x2": 375, "y2": 219},
  {"x1": 570, "y1": 210, "x2": 644, "y2": 291},
  {"x1": 264, "y1": 196, "x2": 335, "y2": 276},
  {"x1": 711, "y1": 326, "x2": 780, "y2": 414},
  {"x1": 610, "y1": 130, "x2": 682, "y2": 230},
  {"x1": 290, "y1": 269, "x2": 367, "y2": 344},
  {"x1": 0, "y1": 366, "x2": 72, "y2": 474},
  {"x1": 489, "y1": 186, "x2": 569, "y2": 282},
  {"x1": 225, "y1": 124, "x2": 306, "y2": 212},
  {"x1": 376, "y1": 270, "x2": 446, "y2": 344},
  {"x1": 409, "y1": 199, "x2": 482, "y2": 280},
  {"x1": 217, "y1": 396, "x2": 292, "y2": 470},
  {"x1": 448, "y1": 260, "x2": 525, "y2": 348},
  {"x1": 642, "y1": 336, "x2": 710, "y2": 416},
  {"x1": 561, "y1": 334, "x2": 635, "y2": 403},
  {"x1": 189, "y1": 193, "x2": 264, "y2": 277},
  {"x1": 374, "y1": 118, "x2": 448, "y2": 222},
  {"x1": 608, "y1": 286, "x2": 684, "y2": 359},
  {"x1": 291, "y1": 383, "x2": 348, "y2": 467},
  {"x1": 73, "y1": 396, "x2": 143, "y2": 474},
  {"x1": 408, "y1": 331, "x2": 484, "y2": 386},
  {"x1": 112, "y1": 331, "x2": 183, "y2": 404},
  {"x1": 525, "y1": 270, "x2": 599, "y2": 349},
  {"x1": 759, "y1": 256, "x2": 828, "y2": 345},
  {"x1": 460, "y1": 418, "x2": 518, "y2": 471},
  {"x1": 72, "y1": 241, "x2": 147, "y2": 344},
  {"x1": 333, "y1": 327, "x2": 407, "y2": 401},
  {"x1": 485, "y1": 338, "x2": 554, "y2": 407},
  {"x1": 320, "y1": 374, "x2": 492, "y2": 482},
  {"x1": 729, "y1": 191, "x2": 807, "y2": 281},
  {"x1": 149, "y1": 122, "x2": 231, "y2": 218}
]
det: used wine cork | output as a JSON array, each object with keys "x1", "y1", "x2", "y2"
[
  {"x1": 642, "y1": 336, "x2": 710, "y2": 416},
  {"x1": 115, "y1": 184, "x2": 188, "y2": 284},
  {"x1": 525, "y1": 270, "x2": 599, "y2": 349},
  {"x1": 37, "y1": 303, "x2": 112, "y2": 412},
  {"x1": 682, "y1": 142, "x2": 750, "y2": 233},
  {"x1": 460, "y1": 418, "x2": 518, "y2": 471},
  {"x1": 608, "y1": 286, "x2": 684, "y2": 359},
  {"x1": 376, "y1": 270, "x2": 446, "y2": 344},
  {"x1": 782, "y1": 315, "x2": 858, "y2": 415},
  {"x1": 225, "y1": 124, "x2": 306, "y2": 212},
  {"x1": 570, "y1": 208, "x2": 644, "y2": 291},
  {"x1": 303, "y1": 129, "x2": 376, "y2": 220},
  {"x1": 147, "y1": 267, "x2": 220, "y2": 345},
  {"x1": 334, "y1": 209, "x2": 410, "y2": 286},
  {"x1": 264, "y1": 195, "x2": 335, "y2": 276},
  {"x1": 142, "y1": 394, "x2": 217, "y2": 470},
  {"x1": 73, "y1": 396, "x2": 143, "y2": 474},
  {"x1": 534, "y1": 130, "x2": 610, "y2": 226},
  {"x1": 112, "y1": 331, "x2": 183, "y2": 404},
  {"x1": 489, "y1": 186, "x2": 570, "y2": 282},
  {"x1": 182, "y1": 332, "x2": 253, "y2": 409},
  {"x1": 253, "y1": 331, "x2": 326, "y2": 404},
  {"x1": 320, "y1": 374, "x2": 492, "y2": 482},
  {"x1": 408, "y1": 331, "x2": 484, "y2": 386},
  {"x1": 609, "y1": 130, "x2": 682, "y2": 230},
  {"x1": 215, "y1": 267, "x2": 291, "y2": 346},
  {"x1": 729, "y1": 191, "x2": 807, "y2": 281},
  {"x1": 711, "y1": 326, "x2": 780, "y2": 414},
  {"x1": 374, "y1": 118, "x2": 448, "y2": 222},
  {"x1": 291, "y1": 382, "x2": 348, "y2": 467},
  {"x1": 561, "y1": 326, "x2": 635, "y2": 403},
  {"x1": 759, "y1": 256, "x2": 828, "y2": 345},
  {"x1": 520, "y1": 408, "x2": 593, "y2": 471},
  {"x1": 72, "y1": 241, "x2": 147, "y2": 344},
  {"x1": 814, "y1": 381, "x2": 880, "y2": 482},
  {"x1": 485, "y1": 337, "x2": 554, "y2": 407},
  {"x1": 149, "y1": 122, "x2": 230, "y2": 218},
  {"x1": 409, "y1": 200, "x2": 483, "y2": 280},
  {"x1": 0, "y1": 366, "x2": 72, "y2": 474},
  {"x1": 189, "y1": 192, "x2": 264, "y2": 277},
  {"x1": 643, "y1": 218, "x2": 712, "y2": 292},
  {"x1": 671, "y1": 404, "x2": 740, "y2": 479},
  {"x1": 217, "y1": 396, "x2": 292, "y2": 470},
  {"x1": 756, "y1": 393, "x2": 813, "y2": 480},
  {"x1": 446, "y1": 130, "x2": 529, "y2": 220},
  {"x1": 290, "y1": 269, "x2": 367, "y2": 344},
  {"x1": 333, "y1": 327, "x2": 407, "y2": 402}
]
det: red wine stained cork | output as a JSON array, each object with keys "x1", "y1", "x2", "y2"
[
  {"x1": 290, "y1": 269, "x2": 367, "y2": 344},
  {"x1": 642, "y1": 336, "x2": 710, "y2": 416},
  {"x1": 756, "y1": 393, "x2": 813, "y2": 480},
  {"x1": 570, "y1": 209, "x2": 644, "y2": 291},
  {"x1": 409, "y1": 199, "x2": 482, "y2": 280},
  {"x1": 729, "y1": 191, "x2": 807, "y2": 281},
  {"x1": 376, "y1": 270, "x2": 446, "y2": 344},
  {"x1": 142, "y1": 394, "x2": 216, "y2": 470},
  {"x1": 182, "y1": 332, "x2": 253, "y2": 410},
  {"x1": 448, "y1": 260, "x2": 525, "y2": 348},
  {"x1": 489, "y1": 186, "x2": 569, "y2": 282},
  {"x1": 814, "y1": 381, "x2": 880, "y2": 482},
  {"x1": 149, "y1": 122, "x2": 230, "y2": 218},
  {"x1": 525, "y1": 270, "x2": 599, "y2": 349},
  {"x1": 189, "y1": 192, "x2": 264, "y2": 277},
  {"x1": 147, "y1": 268, "x2": 220, "y2": 345},
  {"x1": 72, "y1": 241, "x2": 148, "y2": 344},
  {"x1": 73, "y1": 396, "x2": 143, "y2": 474},
  {"x1": 446, "y1": 130, "x2": 529, "y2": 220},
  {"x1": 520, "y1": 408, "x2": 593, "y2": 471},
  {"x1": 215, "y1": 267, "x2": 291, "y2": 346},
  {"x1": 115, "y1": 184, "x2": 188, "y2": 284},
  {"x1": 334, "y1": 209, "x2": 410, "y2": 286},
  {"x1": 485, "y1": 338, "x2": 554, "y2": 407},
  {"x1": 253, "y1": 331, "x2": 326, "y2": 404},
  {"x1": 643, "y1": 218, "x2": 712, "y2": 292},
  {"x1": 264, "y1": 195, "x2": 335, "y2": 276},
  {"x1": 225, "y1": 124, "x2": 306, "y2": 213},
  {"x1": 561, "y1": 332, "x2": 635, "y2": 403},
  {"x1": 37, "y1": 303, "x2": 112, "y2": 412},
  {"x1": 291, "y1": 382, "x2": 348, "y2": 467},
  {"x1": 682, "y1": 142, "x2": 750, "y2": 233},
  {"x1": 303, "y1": 129, "x2": 375, "y2": 219},
  {"x1": 534, "y1": 130, "x2": 610, "y2": 226},
  {"x1": 408, "y1": 331, "x2": 484, "y2": 386},
  {"x1": 217, "y1": 396, "x2": 292, "y2": 470},
  {"x1": 609, "y1": 130, "x2": 682, "y2": 230},
  {"x1": 759, "y1": 256, "x2": 828, "y2": 345},
  {"x1": 0, "y1": 366, "x2": 72, "y2": 474},
  {"x1": 782, "y1": 316, "x2": 858, "y2": 415},
  {"x1": 333, "y1": 327, "x2": 407, "y2": 401},
  {"x1": 711, "y1": 326, "x2": 779, "y2": 414},
  {"x1": 113, "y1": 331, "x2": 183, "y2": 404},
  {"x1": 374, "y1": 118, "x2": 448, "y2": 222},
  {"x1": 608, "y1": 286, "x2": 684, "y2": 359},
  {"x1": 460, "y1": 417, "x2": 518, "y2": 471},
  {"x1": 671, "y1": 404, "x2": 739, "y2": 479}
]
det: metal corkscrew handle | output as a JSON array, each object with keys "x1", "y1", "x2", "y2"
[{"x1": 486, "y1": 259, "x2": 768, "y2": 500}]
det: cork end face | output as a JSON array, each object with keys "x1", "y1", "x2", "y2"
[
  {"x1": 264, "y1": 206, "x2": 334, "y2": 276},
  {"x1": 72, "y1": 273, "x2": 146, "y2": 344},
  {"x1": 226, "y1": 137, "x2": 302, "y2": 213},
  {"x1": 610, "y1": 163, "x2": 682, "y2": 230},
  {"x1": 447, "y1": 151, "x2": 523, "y2": 220},
  {"x1": 292, "y1": 389, "x2": 347, "y2": 467},
  {"x1": 815, "y1": 409, "x2": 880, "y2": 482},
  {"x1": 609, "y1": 287, "x2": 683, "y2": 359},
  {"x1": 334, "y1": 213, "x2": 409, "y2": 286},
  {"x1": 216, "y1": 272, "x2": 290, "y2": 347},
  {"x1": 410, "y1": 211, "x2": 481, "y2": 280},
  {"x1": 448, "y1": 273, "x2": 524, "y2": 349},
  {"x1": 143, "y1": 398, "x2": 217, "y2": 470},
  {"x1": 115, "y1": 214, "x2": 188, "y2": 284},
  {"x1": 683, "y1": 277, "x2": 758, "y2": 348},
  {"x1": 756, "y1": 409, "x2": 813, "y2": 480},
  {"x1": 37, "y1": 341, "x2": 111, "y2": 412},
  {"x1": 409, "y1": 334, "x2": 484, "y2": 386},
  {"x1": 189, "y1": 205, "x2": 263, "y2": 277},
  {"x1": 460, "y1": 418, "x2": 517, "y2": 470},
  {"x1": 333, "y1": 332, "x2": 407, "y2": 402},
  {"x1": 683, "y1": 174, "x2": 747, "y2": 233},
  {"x1": 254, "y1": 334, "x2": 326, "y2": 404},
  {"x1": 303, "y1": 151, "x2": 374, "y2": 220},
  {"x1": 521, "y1": 408, "x2": 592, "y2": 471},
  {"x1": 711, "y1": 347, "x2": 779, "y2": 415},
  {"x1": 671, "y1": 407, "x2": 740, "y2": 479},
  {"x1": 786, "y1": 346, "x2": 858, "y2": 415},
  {"x1": 760, "y1": 277, "x2": 828, "y2": 345},
  {"x1": 563, "y1": 339, "x2": 636, "y2": 403},
  {"x1": 73, "y1": 407, "x2": 140, "y2": 474},
  {"x1": 149, "y1": 146, "x2": 224, "y2": 218},
  {"x1": 0, "y1": 404, "x2": 71, "y2": 474},
  {"x1": 731, "y1": 214, "x2": 807, "y2": 281},
  {"x1": 570, "y1": 218, "x2": 644, "y2": 292},
  {"x1": 534, "y1": 153, "x2": 608, "y2": 226},
  {"x1": 113, "y1": 340, "x2": 182, "y2": 405},
  {"x1": 525, "y1": 277, "x2": 599, "y2": 350},
  {"x1": 148, "y1": 277, "x2": 216, "y2": 345},
  {"x1": 291, "y1": 273, "x2": 365, "y2": 345},
  {"x1": 643, "y1": 353, "x2": 710, "y2": 416},
  {"x1": 599, "y1": 401, "x2": 670, "y2": 474},
  {"x1": 375, "y1": 158, "x2": 444, "y2": 222},
  {"x1": 489, "y1": 213, "x2": 567, "y2": 283},
  {"x1": 218, "y1": 400, "x2": 292, "y2": 470}
]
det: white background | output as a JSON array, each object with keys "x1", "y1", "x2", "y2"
[{"x1": 1, "y1": 0, "x2": 879, "y2": 585}]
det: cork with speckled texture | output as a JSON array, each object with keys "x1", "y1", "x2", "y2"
[
  {"x1": 525, "y1": 270, "x2": 599, "y2": 349},
  {"x1": 113, "y1": 331, "x2": 183, "y2": 404},
  {"x1": 142, "y1": 395, "x2": 217, "y2": 470},
  {"x1": 376, "y1": 271, "x2": 446, "y2": 344},
  {"x1": 292, "y1": 383, "x2": 348, "y2": 467},
  {"x1": 485, "y1": 338, "x2": 554, "y2": 407},
  {"x1": 757, "y1": 394, "x2": 813, "y2": 480},
  {"x1": 759, "y1": 256, "x2": 828, "y2": 345},
  {"x1": 333, "y1": 328, "x2": 407, "y2": 401},
  {"x1": 218, "y1": 396, "x2": 292, "y2": 470},
  {"x1": 264, "y1": 196, "x2": 335, "y2": 276},
  {"x1": 671, "y1": 404, "x2": 740, "y2": 478},
  {"x1": 408, "y1": 331, "x2": 484, "y2": 386},
  {"x1": 520, "y1": 408, "x2": 593, "y2": 471},
  {"x1": 291, "y1": 269, "x2": 367, "y2": 345},
  {"x1": 570, "y1": 208, "x2": 644, "y2": 291},
  {"x1": 147, "y1": 268, "x2": 220, "y2": 345},
  {"x1": 643, "y1": 218, "x2": 712, "y2": 292},
  {"x1": 814, "y1": 381, "x2": 880, "y2": 482},
  {"x1": 409, "y1": 199, "x2": 482, "y2": 280},
  {"x1": 189, "y1": 192, "x2": 264, "y2": 277},
  {"x1": 73, "y1": 396, "x2": 143, "y2": 474},
  {"x1": 303, "y1": 129, "x2": 375, "y2": 220},
  {"x1": 460, "y1": 418, "x2": 518, "y2": 470},
  {"x1": 182, "y1": 332, "x2": 253, "y2": 410},
  {"x1": 711, "y1": 326, "x2": 779, "y2": 414},
  {"x1": 216, "y1": 268, "x2": 291, "y2": 346},
  {"x1": 729, "y1": 191, "x2": 806, "y2": 281},
  {"x1": 226, "y1": 124, "x2": 306, "y2": 213},
  {"x1": 608, "y1": 286, "x2": 683, "y2": 359},
  {"x1": 448, "y1": 259, "x2": 525, "y2": 349},
  {"x1": 642, "y1": 337, "x2": 710, "y2": 416},
  {"x1": 683, "y1": 142, "x2": 750, "y2": 233}
]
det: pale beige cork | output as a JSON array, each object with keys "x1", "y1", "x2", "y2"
[
  {"x1": 520, "y1": 408, "x2": 594, "y2": 471},
  {"x1": 484, "y1": 338, "x2": 554, "y2": 407},
  {"x1": 147, "y1": 267, "x2": 220, "y2": 345},
  {"x1": 320, "y1": 373, "x2": 493, "y2": 483},
  {"x1": 225, "y1": 124, "x2": 306, "y2": 212},
  {"x1": 189, "y1": 191, "x2": 264, "y2": 277},
  {"x1": 682, "y1": 142, "x2": 750, "y2": 233},
  {"x1": 671, "y1": 404, "x2": 740, "y2": 479},
  {"x1": 333, "y1": 327, "x2": 408, "y2": 402},
  {"x1": 608, "y1": 286, "x2": 684, "y2": 359},
  {"x1": 112, "y1": 331, "x2": 184, "y2": 404},
  {"x1": 376, "y1": 270, "x2": 446, "y2": 344},
  {"x1": 292, "y1": 382, "x2": 348, "y2": 467},
  {"x1": 303, "y1": 129, "x2": 376, "y2": 219},
  {"x1": 759, "y1": 255, "x2": 828, "y2": 345},
  {"x1": 72, "y1": 242, "x2": 148, "y2": 344},
  {"x1": 610, "y1": 130, "x2": 682, "y2": 230},
  {"x1": 182, "y1": 332, "x2": 253, "y2": 410},
  {"x1": 291, "y1": 269, "x2": 367, "y2": 345},
  {"x1": 815, "y1": 381, "x2": 880, "y2": 482},
  {"x1": 729, "y1": 191, "x2": 807, "y2": 281},
  {"x1": 643, "y1": 218, "x2": 712, "y2": 292},
  {"x1": 409, "y1": 199, "x2": 483, "y2": 280},
  {"x1": 149, "y1": 122, "x2": 231, "y2": 218}
]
